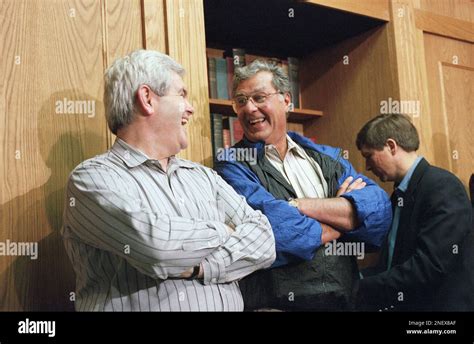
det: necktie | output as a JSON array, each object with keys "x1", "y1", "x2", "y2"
[{"x1": 387, "y1": 189, "x2": 404, "y2": 269}]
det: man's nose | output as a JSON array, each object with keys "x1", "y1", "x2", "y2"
[
  {"x1": 185, "y1": 98, "x2": 194, "y2": 115},
  {"x1": 243, "y1": 98, "x2": 259, "y2": 112}
]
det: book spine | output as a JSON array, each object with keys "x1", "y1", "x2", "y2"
[
  {"x1": 232, "y1": 48, "x2": 246, "y2": 67},
  {"x1": 222, "y1": 117, "x2": 231, "y2": 148},
  {"x1": 226, "y1": 57, "x2": 234, "y2": 99},
  {"x1": 215, "y1": 58, "x2": 229, "y2": 100},
  {"x1": 207, "y1": 57, "x2": 217, "y2": 99},
  {"x1": 211, "y1": 113, "x2": 224, "y2": 156},
  {"x1": 288, "y1": 57, "x2": 300, "y2": 108}
]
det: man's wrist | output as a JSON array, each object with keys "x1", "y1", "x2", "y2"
[
  {"x1": 288, "y1": 198, "x2": 299, "y2": 208},
  {"x1": 186, "y1": 265, "x2": 201, "y2": 280}
]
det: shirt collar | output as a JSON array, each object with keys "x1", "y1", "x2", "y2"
[
  {"x1": 111, "y1": 138, "x2": 195, "y2": 170},
  {"x1": 240, "y1": 131, "x2": 311, "y2": 161},
  {"x1": 397, "y1": 156, "x2": 423, "y2": 192},
  {"x1": 111, "y1": 138, "x2": 149, "y2": 168},
  {"x1": 264, "y1": 135, "x2": 305, "y2": 159}
]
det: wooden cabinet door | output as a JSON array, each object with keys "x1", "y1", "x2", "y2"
[{"x1": 423, "y1": 33, "x2": 473, "y2": 191}]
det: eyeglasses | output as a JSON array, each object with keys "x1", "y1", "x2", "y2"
[{"x1": 232, "y1": 91, "x2": 283, "y2": 113}]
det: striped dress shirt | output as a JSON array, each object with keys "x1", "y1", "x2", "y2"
[{"x1": 62, "y1": 138, "x2": 275, "y2": 311}]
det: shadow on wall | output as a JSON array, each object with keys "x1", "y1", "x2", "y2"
[{"x1": 0, "y1": 91, "x2": 105, "y2": 311}]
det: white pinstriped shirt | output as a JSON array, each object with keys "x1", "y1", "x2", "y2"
[{"x1": 62, "y1": 138, "x2": 275, "y2": 311}]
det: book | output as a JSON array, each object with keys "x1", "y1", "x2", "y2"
[
  {"x1": 226, "y1": 57, "x2": 234, "y2": 100},
  {"x1": 288, "y1": 57, "x2": 300, "y2": 108},
  {"x1": 211, "y1": 113, "x2": 224, "y2": 156},
  {"x1": 231, "y1": 48, "x2": 246, "y2": 68},
  {"x1": 215, "y1": 57, "x2": 229, "y2": 100},
  {"x1": 229, "y1": 117, "x2": 244, "y2": 145},
  {"x1": 207, "y1": 57, "x2": 217, "y2": 99},
  {"x1": 222, "y1": 116, "x2": 231, "y2": 148}
]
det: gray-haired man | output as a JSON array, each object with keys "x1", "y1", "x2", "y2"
[
  {"x1": 215, "y1": 60, "x2": 391, "y2": 311},
  {"x1": 62, "y1": 50, "x2": 275, "y2": 311}
]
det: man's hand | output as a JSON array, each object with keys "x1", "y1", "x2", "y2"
[
  {"x1": 180, "y1": 263, "x2": 204, "y2": 279},
  {"x1": 321, "y1": 223, "x2": 341, "y2": 244},
  {"x1": 180, "y1": 266, "x2": 195, "y2": 278},
  {"x1": 226, "y1": 223, "x2": 236, "y2": 234},
  {"x1": 336, "y1": 176, "x2": 366, "y2": 197}
]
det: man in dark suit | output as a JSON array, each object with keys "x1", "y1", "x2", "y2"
[{"x1": 354, "y1": 113, "x2": 473, "y2": 311}]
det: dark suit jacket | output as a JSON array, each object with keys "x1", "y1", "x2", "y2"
[{"x1": 356, "y1": 158, "x2": 474, "y2": 311}]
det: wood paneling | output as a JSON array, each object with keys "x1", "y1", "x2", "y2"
[
  {"x1": 0, "y1": 0, "x2": 210, "y2": 311},
  {"x1": 105, "y1": 0, "x2": 144, "y2": 147},
  {"x1": 166, "y1": 0, "x2": 212, "y2": 166},
  {"x1": 0, "y1": 0, "x2": 108, "y2": 311},
  {"x1": 423, "y1": 33, "x2": 473, "y2": 189},
  {"x1": 418, "y1": 0, "x2": 474, "y2": 23},
  {"x1": 142, "y1": 0, "x2": 167, "y2": 52},
  {"x1": 441, "y1": 63, "x2": 474, "y2": 188},
  {"x1": 303, "y1": 0, "x2": 390, "y2": 21},
  {"x1": 388, "y1": 0, "x2": 434, "y2": 161},
  {"x1": 415, "y1": 9, "x2": 474, "y2": 43},
  {"x1": 287, "y1": 122, "x2": 304, "y2": 136},
  {"x1": 301, "y1": 26, "x2": 399, "y2": 194}
]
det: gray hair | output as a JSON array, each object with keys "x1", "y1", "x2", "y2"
[
  {"x1": 104, "y1": 49, "x2": 185, "y2": 134},
  {"x1": 356, "y1": 113, "x2": 420, "y2": 152},
  {"x1": 233, "y1": 59, "x2": 290, "y2": 97}
]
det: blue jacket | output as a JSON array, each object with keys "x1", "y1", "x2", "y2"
[{"x1": 215, "y1": 132, "x2": 392, "y2": 268}]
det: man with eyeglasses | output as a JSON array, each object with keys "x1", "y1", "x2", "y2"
[
  {"x1": 62, "y1": 50, "x2": 276, "y2": 311},
  {"x1": 214, "y1": 59, "x2": 391, "y2": 311}
]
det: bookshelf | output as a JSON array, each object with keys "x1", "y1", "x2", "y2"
[{"x1": 203, "y1": 0, "x2": 388, "y2": 148}]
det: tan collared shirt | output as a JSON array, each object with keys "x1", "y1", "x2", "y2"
[
  {"x1": 62, "y1": 138, "x2": 275, "y2": 311},
  {"x1": 265, "y1": 135, "x2": 328, "y2": 198}
]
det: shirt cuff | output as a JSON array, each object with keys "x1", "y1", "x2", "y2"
[{"x1": 201, "y1": 249, "x2": 227, "y2": 284}]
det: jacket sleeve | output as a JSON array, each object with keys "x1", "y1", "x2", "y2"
[
  {"x1": 336, "y1": 157, "x2": 392, "y2": 249},
  {"x1": 214, "y1": 160, "x2": 323, "y2": 267},
  {"x1": 356, "y1": 174, "x2": 473, "y2": 310}
]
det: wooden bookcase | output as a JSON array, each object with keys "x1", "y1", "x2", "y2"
[
  {"x1": 203, "y1": 0, "x2": 393, "y2": 162},
  {"x1": 202, "y1": 0, "x2": 473, "y2": 195}
]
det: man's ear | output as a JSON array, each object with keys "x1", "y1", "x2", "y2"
[
  {"x1": 386, "y1": 138, "x2": 398, "y2": 155},
  {"x1": 135, "y1": 85, "x2": 154, "y2": 117},
  {"x1": 283, "y1": 92, "x2": 292, "y2": 111}
]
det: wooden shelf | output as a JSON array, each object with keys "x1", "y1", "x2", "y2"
[
  {"x1": 209, "y1": 98, "x2": 323, "y2": 123},
  {"x1": 204, "y1": 0, "x2": 385, "y2": 57}
]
